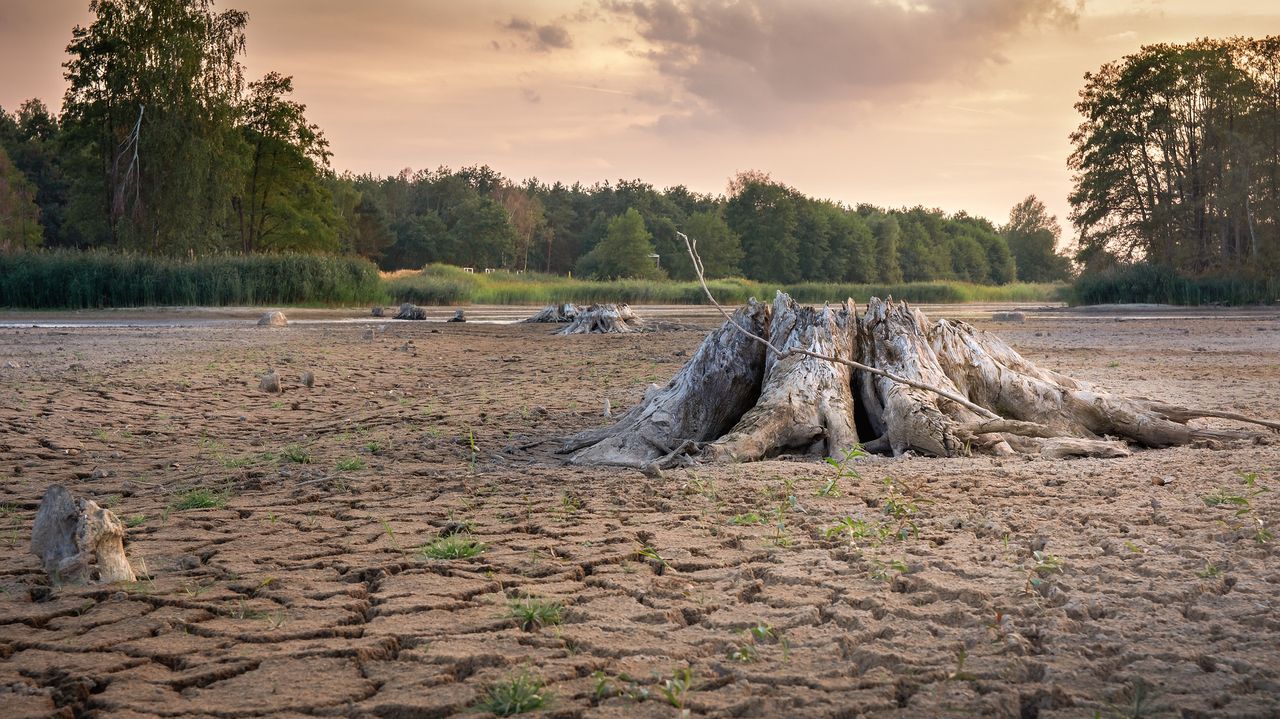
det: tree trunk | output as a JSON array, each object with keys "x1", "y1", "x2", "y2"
[
  {"x1": 523, "y1": 303, "x2": 580, "y2": 323},
  {"x1": 562, "y1": 292, "x2": 1274, "y2": 468}
]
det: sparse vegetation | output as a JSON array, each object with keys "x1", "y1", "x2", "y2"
[
  {"x1": 420, "y1": 534, "x2": 485, "y2": 559},
  {"x1": 508, "y1": 597, "x2": 564, "y2": 631},
  {"x1": 472, "y1": 670, "x2": 547, "y2": 716},
  {"x1": 172, "y1": 488, "x2": 228, "y2": 511}
]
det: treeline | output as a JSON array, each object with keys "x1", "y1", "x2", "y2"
[
  {"x1": 1071, "y1": 36, "x2": 1280, "y2": 279},
  {"x1": 0, "y1": 0, "x2": 1072, "y2": 290}
]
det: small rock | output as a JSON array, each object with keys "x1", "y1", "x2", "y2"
[
  {"x1": 257, "y1": 311, "x2": 288, "y2": 327},
  {"x1": 371, "y1": 306, "x2": 385, "y2": 317},
  {"x1": 448, "y1": 309, "x2": 467, "y2": 323},
  {"x1": 3, "y1": 360, "x2": 19, "y2": 369},
  {"x1": 177, "y1": 555, "x2": 201, "y2": 570}
]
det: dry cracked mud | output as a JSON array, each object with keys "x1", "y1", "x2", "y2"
[{"x1": 1, "y1": 307, "x2": 1278, "y2": 718}]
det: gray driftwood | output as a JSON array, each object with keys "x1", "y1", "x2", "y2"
[
  {"x1": 562, "y1": 292, "x2": 1275, "y2": 468},
  {"x1": 555, "y1": 303, "x2": 644, "y2": 335},
  {"x1": 394, "y1": 303, "x2": 428, "y2": 320},
  {"x1": 523, "y1": 303, "x2": 580, "y2": 323},
  {"x1": 31, "y1": 485, "x2": 136, "y2": 585}
]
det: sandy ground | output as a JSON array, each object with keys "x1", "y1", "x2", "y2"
[{"x1": 1, "y1": 306, "x2": 1279, "y2": 718}]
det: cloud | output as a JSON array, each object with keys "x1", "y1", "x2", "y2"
[
  {"x1": 502, "y1": 15, "x2": 573, "y2": 51},
  {"x1": 604, "y1": 0, "x2": 1081, "y2": 126}
]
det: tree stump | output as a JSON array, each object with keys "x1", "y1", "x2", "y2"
[
  {"x1": 448, "y1": 309, "x2": 467, "y2": 322},
  {"x1": 31, "y1": 485, "x2": 136, "y2": 585},
  {"x1": 523, "y1": 303, "x2": 580, "y2": 323},
  {"x1": 394, "y1": 303, "x2": 428, "y2": 320},
  {"x1": 562, "y1": 292, "x2": 1275, "y2": 468},
  {"x1": 554, "y1": 304, "x2": 644, "y2": 335}
]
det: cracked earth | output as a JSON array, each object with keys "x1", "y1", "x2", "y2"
[{"x1": 1, "y1": 308, "x2": 1278, "y2": 718}]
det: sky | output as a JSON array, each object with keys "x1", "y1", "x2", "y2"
[{"x1": 1, "y1": 0, "x2": 1278, "y2": 243}]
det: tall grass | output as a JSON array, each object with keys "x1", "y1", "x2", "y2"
[
  {"x1": 1070, "y1": 263, "x2": 1279, "y2": 306},
  {"x1": 387, "y1": 264, "x2": 1066, "y2": 306},
  {"x1": 0, "y1": 250, "x2": 389, "y2": 309}
]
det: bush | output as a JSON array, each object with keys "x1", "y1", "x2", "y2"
[
  {"x1": 1070, "y1": 264, "x2": 1279, "y2": 306},
  {"x1": 0, "y1": 250, "x2": 388, "y2": 308}
]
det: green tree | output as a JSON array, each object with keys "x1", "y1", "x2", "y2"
[
  {"x1": 61, "y1": 0, "x2": 250, "y2": 252},
  {"x1": 450, "y1": 196, "x2": 518, "y2": 269},
  {"x1": 870, "y1": 213, "x2": 904, "y2": 283},
  {"x1": 725, "y1": 173, "x2": 800, "y2": 282},
  {"x1": 235, "y1": 72, "x2": 336, "y2": 253},
  {"x1": 576, "y1": 208, "x2": 663, "y2": 279},
  {"x1": 1003, "y1": 195, "x2": 1072, "y2": 282},
  {"x1": 0, "y1": 145, "x2": 44, "y2": 250},
  {"x1": 683, "y1": 210, "x2": 742, "y2": 278}
]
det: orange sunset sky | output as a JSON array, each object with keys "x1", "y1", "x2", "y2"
[{"x1": 2, "y1": 0, "x2": 1276, "y2": 241}]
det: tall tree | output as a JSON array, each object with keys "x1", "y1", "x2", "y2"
[
  {"x1": 576, "y1": 207, "x2": 663, "y2": 280},
  {"x1": 235, "y1": 72, "x2": 335, "y2": 253},
  {"x1": 683, "y1": 210, "x2": 742, "y2": 278},
  {"x1": 61, "y1": 0, "x2": 249, "y2": 252},
  {"x1": 0, "y1": 145, "x2": 44, "y2": 250},
  {"x1": 1003, "y1": 195, "x2": 1072, "y2": 282}
]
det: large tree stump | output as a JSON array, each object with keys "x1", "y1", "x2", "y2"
[
  {"x1": 394, "y1": 303, "x2": 428, "y2": 320},
  {"x1": 555, "y1": 304, "x2": 644, "y2": 335},
  {"x1": 562, "y1": 292, "x2": 1274, "y2": 468}
]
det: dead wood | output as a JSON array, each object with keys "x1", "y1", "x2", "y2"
[
  {"x1": 559, "y1": 232, "x2": 1278, "y2": 466},
  {"x1": 31, "y1": 485, "x2": 136, "y2": 585},
  {"x1": 555, "y1": 304, "x2": 644, "y2": 335},
  {"x1": 523, "y1": 303, "x2": 580, "y2": 323},
  {"x1": 394, "y1": 303, "x2": 428, "y2": 320}
]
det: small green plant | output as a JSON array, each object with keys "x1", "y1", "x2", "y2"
[
  {"x1": 172, "y1": 488, "x2": 227, "y2": 511},
  {"x1": 420, "y1": 534, "x2": 485, "y2": 559},
  {"x1": 467, "y1": 427, "x2": 479, "y2": 473},
  {"x1": 682, "y1": 474, "x2": 718, "y2": 501},
  {"x1": 824, "y1": 516, "x2": 874, "y2": 543},
  {"x1": 659, "y1": 667, "x2": 694, "y2": 710},
  {"x1": 637, "y1": 544, "x2": 670, "y2": 573},
  {"x1": 1196, "y1": 562, "x2": 1222, "y2": 578},
  {"x1": 1107, "y1": 677, "x2": 1167, "y2": 719},
  {"x1": 728, "y1": 641, "x2": 759, "y2": 663},
  {"x1": 881, "y1": 476, "x2": 932, "y2": 540},
  {"x1": 559, "y1": 492, "x2": 584, "y2": 515},
  {"x1": 508, "y1": 596, "x2": 564, "y2": 631},
  {"x1": 869, "y1": 558, "x2": 910, "y2": 581},
  {"x1": 364, "y1": 440, "x2": 385, "y2": 454},
  {"x1": 473, "y1": 670, "x2": 547, "y2": 716},
  {"x1": 336, "y1": 456, "x2": 364, "y2": 472},
  {"x1": 729, "y1": 512, "x2": 765, "y2": 526},
  {"x1": 946, "y1": 647, "x2": 977, "y2": 682},
  {"x1": 819, "y1": 445, "x2": 867, "y2": 497},
  {"x1": 283, "y1": 444, "x2": 312, "y2": 464},
  {"x1": 124, "y1": 514, "x2": 146, "y2": 528}
]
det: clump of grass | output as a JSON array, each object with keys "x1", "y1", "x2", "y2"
[
  {"x1": 283, "y1": 444, "x2": 312, "y2": 464},
  {"x1": 508, "y1": 596, "x2": 564, "y2": 631},
  {"x1": 420, "y1": 534, "x2": 485, "y2": 559},
  {"x1": 172, "y1": 488, "x2": 228, "y2": 511},
  {"x1": 124, "y1": 514, "x2": 146, "y2": 528},
  {"x1": 472, "y1": 670, "x2": 547, "y2": 716},
  {"x1": 335, "y1": 456, "x2": 364, "y2": 472}
]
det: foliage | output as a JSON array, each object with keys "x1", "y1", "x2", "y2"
[
  {"x1": 420, "y1": 534, "x2": 485, "y2": 559},
  {"x1": 508, "y1": 597, "x2": 564, "y2": 631},
  {"x1": 1070, "y1": 37, "x2": 1280, "y2": 278},
  {"x1": 576, "y1": 208, "x2": 664, "y2": 280},
  {"x1": 0, "y1": 250, "x2": 386, "y2": 308},
  {"x1": 1003, "y1": 195, "x2": 1072, "y2": 282},
  {"x1": 472, "y1": 670, "x2": 547, "y2": 716},
  {"x1": 387, "y1": 263, "x2": 1065, "y2": 307},
  {"x1": 1070, "y1": 262, "x2": 1279, "y2": 306},
  {"x1": 0, "y1": 145, "x2": 43, "y2": 250}
]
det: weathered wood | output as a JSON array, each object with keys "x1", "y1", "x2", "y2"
[
  {"x1": 703, "y1": 294, "x2": 860, "y2": 462},
  {"x1": 394, "y1": 303, "x2": 428, "y2": 320},
  {"x1": 562, "y1": 300, "x2": 768, "y2": 468},
  {"x1": 523, "y1": 303, "x2": 580, "y2": 323},
  {"x1": 555, "y1": 304, "x2": 644, "y2": 335},
  {"x1": 564, "y1": 291, "x2": 1276, "y2": 466},
  {"x1": 31, "y1": 485, "x2": 136, "y2": 585}
]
